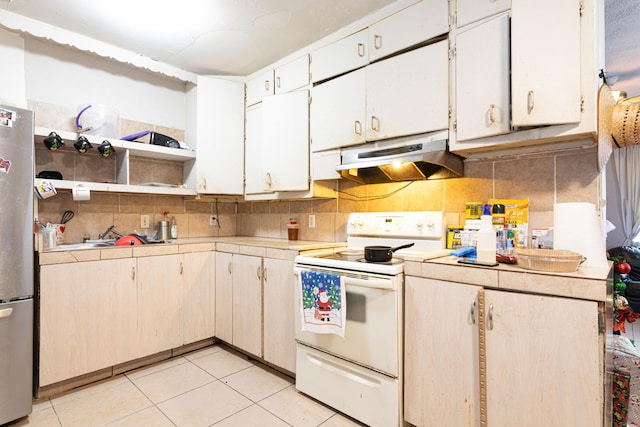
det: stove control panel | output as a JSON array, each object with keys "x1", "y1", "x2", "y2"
[{"x1": 347, "y1": 211, "x2": 444, "y2": 239}]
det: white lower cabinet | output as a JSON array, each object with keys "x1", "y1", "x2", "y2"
[
  {"x1": 232, "y1": 254, "x2": 263, "y2": 357},
  {"x1": 215, "y1": 251, "x2": 297, "y2": 371},
  {"x1": 39, "y1": 250, "x2": 216, "y2": 387},
  {"x1": 263, "y1": 258, "x2": 296, "y2": 373},
  {"x1": 404, "y1": 276, "x2": 603, "y2": 427},
  {"x1": 39, "y1": 258, "x2": 137, "y2": 386},
  {"x1": 215, "y1": 252, "x2": 263, "y2": 357}
]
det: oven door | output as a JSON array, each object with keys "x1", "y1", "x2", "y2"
[{"x1": 293, "y1": 265, "x2": 402, "y2": 377}]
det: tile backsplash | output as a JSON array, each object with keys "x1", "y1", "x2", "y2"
[{"x1": 32, "y1": 100, "x2": 600, "y2": 244}]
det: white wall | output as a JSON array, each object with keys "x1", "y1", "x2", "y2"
[
  {"x1": 21, "y1": 37, "x2": 188, "y2": 130},
  {"x1": 0, "y1": 28, "x2": 26, "y2": 107}
]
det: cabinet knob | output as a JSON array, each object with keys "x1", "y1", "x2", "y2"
[
  {"x1": 370, "y1": 116, "x2": 380, "y2": 132},
  {"x1": 486, "y1": 304, "x2": 494, "y2": 330},
  {"x1": 354, "y1": 120, "x2": 362, "y2": 135},
  {"x1": 373, "y1": 34, "x2": 382, "y2": 50},
  {"x1": 489, "y1": 104, "x2": 497, "y2": 124},
  {"x1": 527, "y1": 90, "x2": 535, "y2": 114}
]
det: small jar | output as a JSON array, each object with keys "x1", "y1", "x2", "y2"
[
  {"x1": 287, "y1": 218, "x2": 299, "y2": 241},
  {"x1": 465, "y1": 202, "x2": 483, "y2": 219}
]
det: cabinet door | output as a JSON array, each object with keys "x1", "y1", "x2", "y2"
[
  {"x1": 262, "y1": 90, "x2": 310, "y2": 192},
  {"x1": 455, "y1": 13, "x2": 510, "y2": 141},
  {"x1": 263, "y1": 258, "x2": 296, "y2": 373},
  {"x1": 215, "y1": 252, "x2": 233, "y2": 343},
  {"x1": 232, "y1": 254, "x2": 263, "y2": 357},
  {"x1": 456, "y1": 0, "x2": 510, "y2": 28},
  {"x1": 367, "y1": 40, "x2": 449, "y2": 141},
  {"x1": 182, "y1": 251, "x2": 216, "y2": 344},
  {"x1": 311, "y1": 29, "x2": 368, "y2": 83},
  {"x1": 369, "y1": 0, "x2": 449, "y2": 62},
  {"x1": 136, "y1": 255, "x2": 183, "y2": 358},
  {"x1": 244, "y1": 104, "x2": 272, "y2": 195},
  {"x1": 194, "y1": 77, "x2": 245, "y2": 194},
  {"x1": 511, "y1": 0, "x2": 581, "y2": 126},
  {"x1": 39, "y1": 259, "x2": 137, "y2": 386},
  {"x1": 484, "y1": 290, "x2": 601, "y2": 426},
  {"x1": 310, "y1": 68, "x2": 366, "y2": 152},
  {"x1": 274, "y1": 55, "x2": 310, "y2": 94},
  {"x1": 404, "y1": 277, "x2": 480, "y2": 427},
  {"x1": 246, "y1": 69, "x2": 274, "y2": 107}
]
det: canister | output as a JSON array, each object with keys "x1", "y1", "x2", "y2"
[
  {"x1": 465, "y1": 202, "x2": 483, "y2": 219},
  {"x1": 158, "y1": 220, "x2": 170, "y2": 241}
]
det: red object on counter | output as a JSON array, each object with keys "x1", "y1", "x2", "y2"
[{"x1": 115, "y1": 235, "x2": 145, "y2": 246}]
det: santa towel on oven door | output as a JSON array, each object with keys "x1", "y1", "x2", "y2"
[{"x1": 299, "y1": 270, "x2": 346, "y2": 337}]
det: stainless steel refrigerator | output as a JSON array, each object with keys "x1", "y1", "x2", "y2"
[{"x1": 0, "y1": 105, "x2": 34, "y2": 424}]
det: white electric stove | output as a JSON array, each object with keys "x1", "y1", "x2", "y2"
[{"x1": 293, "y1": 211, "x2": 447, "y2": 427}]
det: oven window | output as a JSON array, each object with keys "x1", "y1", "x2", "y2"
[{"x1": 345, "y1": 292, "x2": 366, "y2": 322}]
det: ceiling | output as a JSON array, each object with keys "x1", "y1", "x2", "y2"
[
  {"x1": 0, "y1": 0, "x2": 399, "y2": 76},
  {"x1": 605, "y1": 0, "x2": 640, "y2": 95}
]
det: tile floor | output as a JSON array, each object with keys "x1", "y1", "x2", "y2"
[{"x1": 9, "y1": 344, "x2": 365, "y2": 427}]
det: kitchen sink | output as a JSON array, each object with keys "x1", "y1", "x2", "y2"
[{"x1": 51, "y1": 240, "x2": 115, "y2": 251}]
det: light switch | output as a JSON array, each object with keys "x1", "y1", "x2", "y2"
[{"x1": 140, "y1": 215, "x2": 150, "y2": 229}]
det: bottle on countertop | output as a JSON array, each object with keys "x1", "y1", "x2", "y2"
[
  {"x1": 158, "y1": 211, "x2": 170, "y2": 241},
  {"x1": 170, "y1": 216, "x2": 178, "y2": 239},
  {"x1": 476, "y1": 204, "x2": 497, "y2": 263}
]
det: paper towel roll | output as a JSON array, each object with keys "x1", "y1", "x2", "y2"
[
  {"x1": 553, "y1": 202, "x2": 608, "y2": 268},
  {"x1": 72, "y1": 184, "x2": 90, "y2": 201}
]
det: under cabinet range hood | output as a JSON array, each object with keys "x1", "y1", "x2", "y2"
[{"x1": 336, "y1": 131, "x2": 465, "y2": 184}]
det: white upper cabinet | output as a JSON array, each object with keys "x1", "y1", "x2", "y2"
[
  {"x1": 311, "y1": 40, "x2": 449, "y2": 152},
  {"x1": 310, "y1": 68, "x2": 367, "y2": 152},
  {"x1": 261, "y1": 90, "x2": 310, "y2": 192},
  {"x1": 246, "y1": 70, "x2": 274, "y2": 107},
  {"x1": 246, "y1": 55, "x2": 309, "y2": 106},
  {"x1": 455, "y1": 13, "x2": 510, "y2": 141},
  {"x1": 368, "y1": 0, "x2": 449, "y2": 62},
  {"x1": 274, "y1": 55, "x2": 310, "y2": 94},
  {"x1": 190, "y1": 76, "x2": 244, "y2": 195},
  {"x1": 511, "y1": 0, "x2": 581, "y2": 127},
  {"x1": 366, "y1": 40, "x2": 449, "y2": 140},
  {"x1": 456, "y1": 0, "x2": 510, "y2": 28},
  {"x1": 311, "y1": 29, "x2": 369, "y2": 83},
  {"x1": 450, "y1": 0, "x2": 590, "y2": 152}
]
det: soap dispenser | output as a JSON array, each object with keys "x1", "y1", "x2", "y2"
[
  {"x1": 476, "y1": 204, "x2": 497, "y2": 263},
  {"x1": 170, "y1": 216, "x2": 178, "y2": 239}
]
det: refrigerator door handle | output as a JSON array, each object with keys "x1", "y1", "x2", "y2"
[{"x1": 0, "y1": 308, "x2": 13, "y2": 319}]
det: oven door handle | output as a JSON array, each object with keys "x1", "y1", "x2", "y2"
[
  {"x1": 294, "y1": 267, "x2": 396, "y2": 290},
  {"x1": 342, "y1": 276, "x2": 395, "y2": 290}
]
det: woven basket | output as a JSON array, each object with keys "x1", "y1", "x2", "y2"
[{"x1": 515, "y1": 249, "x2": 583, "y2": 272}]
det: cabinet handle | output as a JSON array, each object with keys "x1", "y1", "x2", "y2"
[
  {"x1": 374, "y1": 34, "x2": 382, "y2": 50},
  {"x1": 131, "y1": 266, "x2": 136, "y2": 281},
  {"x1": 276, "y1": 76, "x2": 281, "y2": 88},
  {"x1": 263, "y1": 267, "x2": 267, "y2": 282},
  {"x1": 370, "y1": 116, "x2": 380, "y2": 132},
  {"x1": 527, "y1": 90, "x2": 534, "y2": 114},
  {"x1": 357, "y1": 42, "x2": 365, "y2": 57},
  {"x1": 180, "y1": 262, "x2": 183, "y2": 275},
  {"x1": 354, "y1": 120, "x2": 362, "y2": 135},
  {"x1": 265, "y1": 172, "x2": 272, "y2": 187},
  {"x1": 0, "y1": 308, "x2": 14, "y2": 319},
  {"x1": 264, "y1": 80, "x2": 270, "y2": 92},
  {"x1": 486, "y1": 304, "x2": 494, "y2": 330},
  {"x1": 201, "y1": 177, "x2": 207, "y2": 191},
  {"x1": 489, "y1": 104, "x2": 496, "y2": 124},
  {"x1": 470, "y1": 299, "x2": 477, "y2": 324},
  {"x1": 256, "y1": 266, "x2": 262, "y2": 280}
]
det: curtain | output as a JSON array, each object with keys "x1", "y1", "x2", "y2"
[{"x1": 611, "y1": 146, "x2": 640, "y2": 245}]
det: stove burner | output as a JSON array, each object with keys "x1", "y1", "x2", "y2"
[{"x1": 337, "y1": 249, "x2": 364, "y2": 256}]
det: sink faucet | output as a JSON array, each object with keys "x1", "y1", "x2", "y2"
[{"x1": 98, "y1": 225, "x2": 123, "y2": 240}]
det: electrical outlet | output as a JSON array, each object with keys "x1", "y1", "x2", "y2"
[
  {"x1": 140, "y1": 215, "x2": 150, "y2": 229},
  {"x1": 210, "y1": 215, "x2": 217, "y2": 226},
  {"x1": 308, "y1": 214, "x2": 316, "y2": 228}
]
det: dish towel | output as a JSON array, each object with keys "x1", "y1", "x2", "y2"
[{"x1": 299, "y1": 270, "x2": 346, "y2": 337}]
